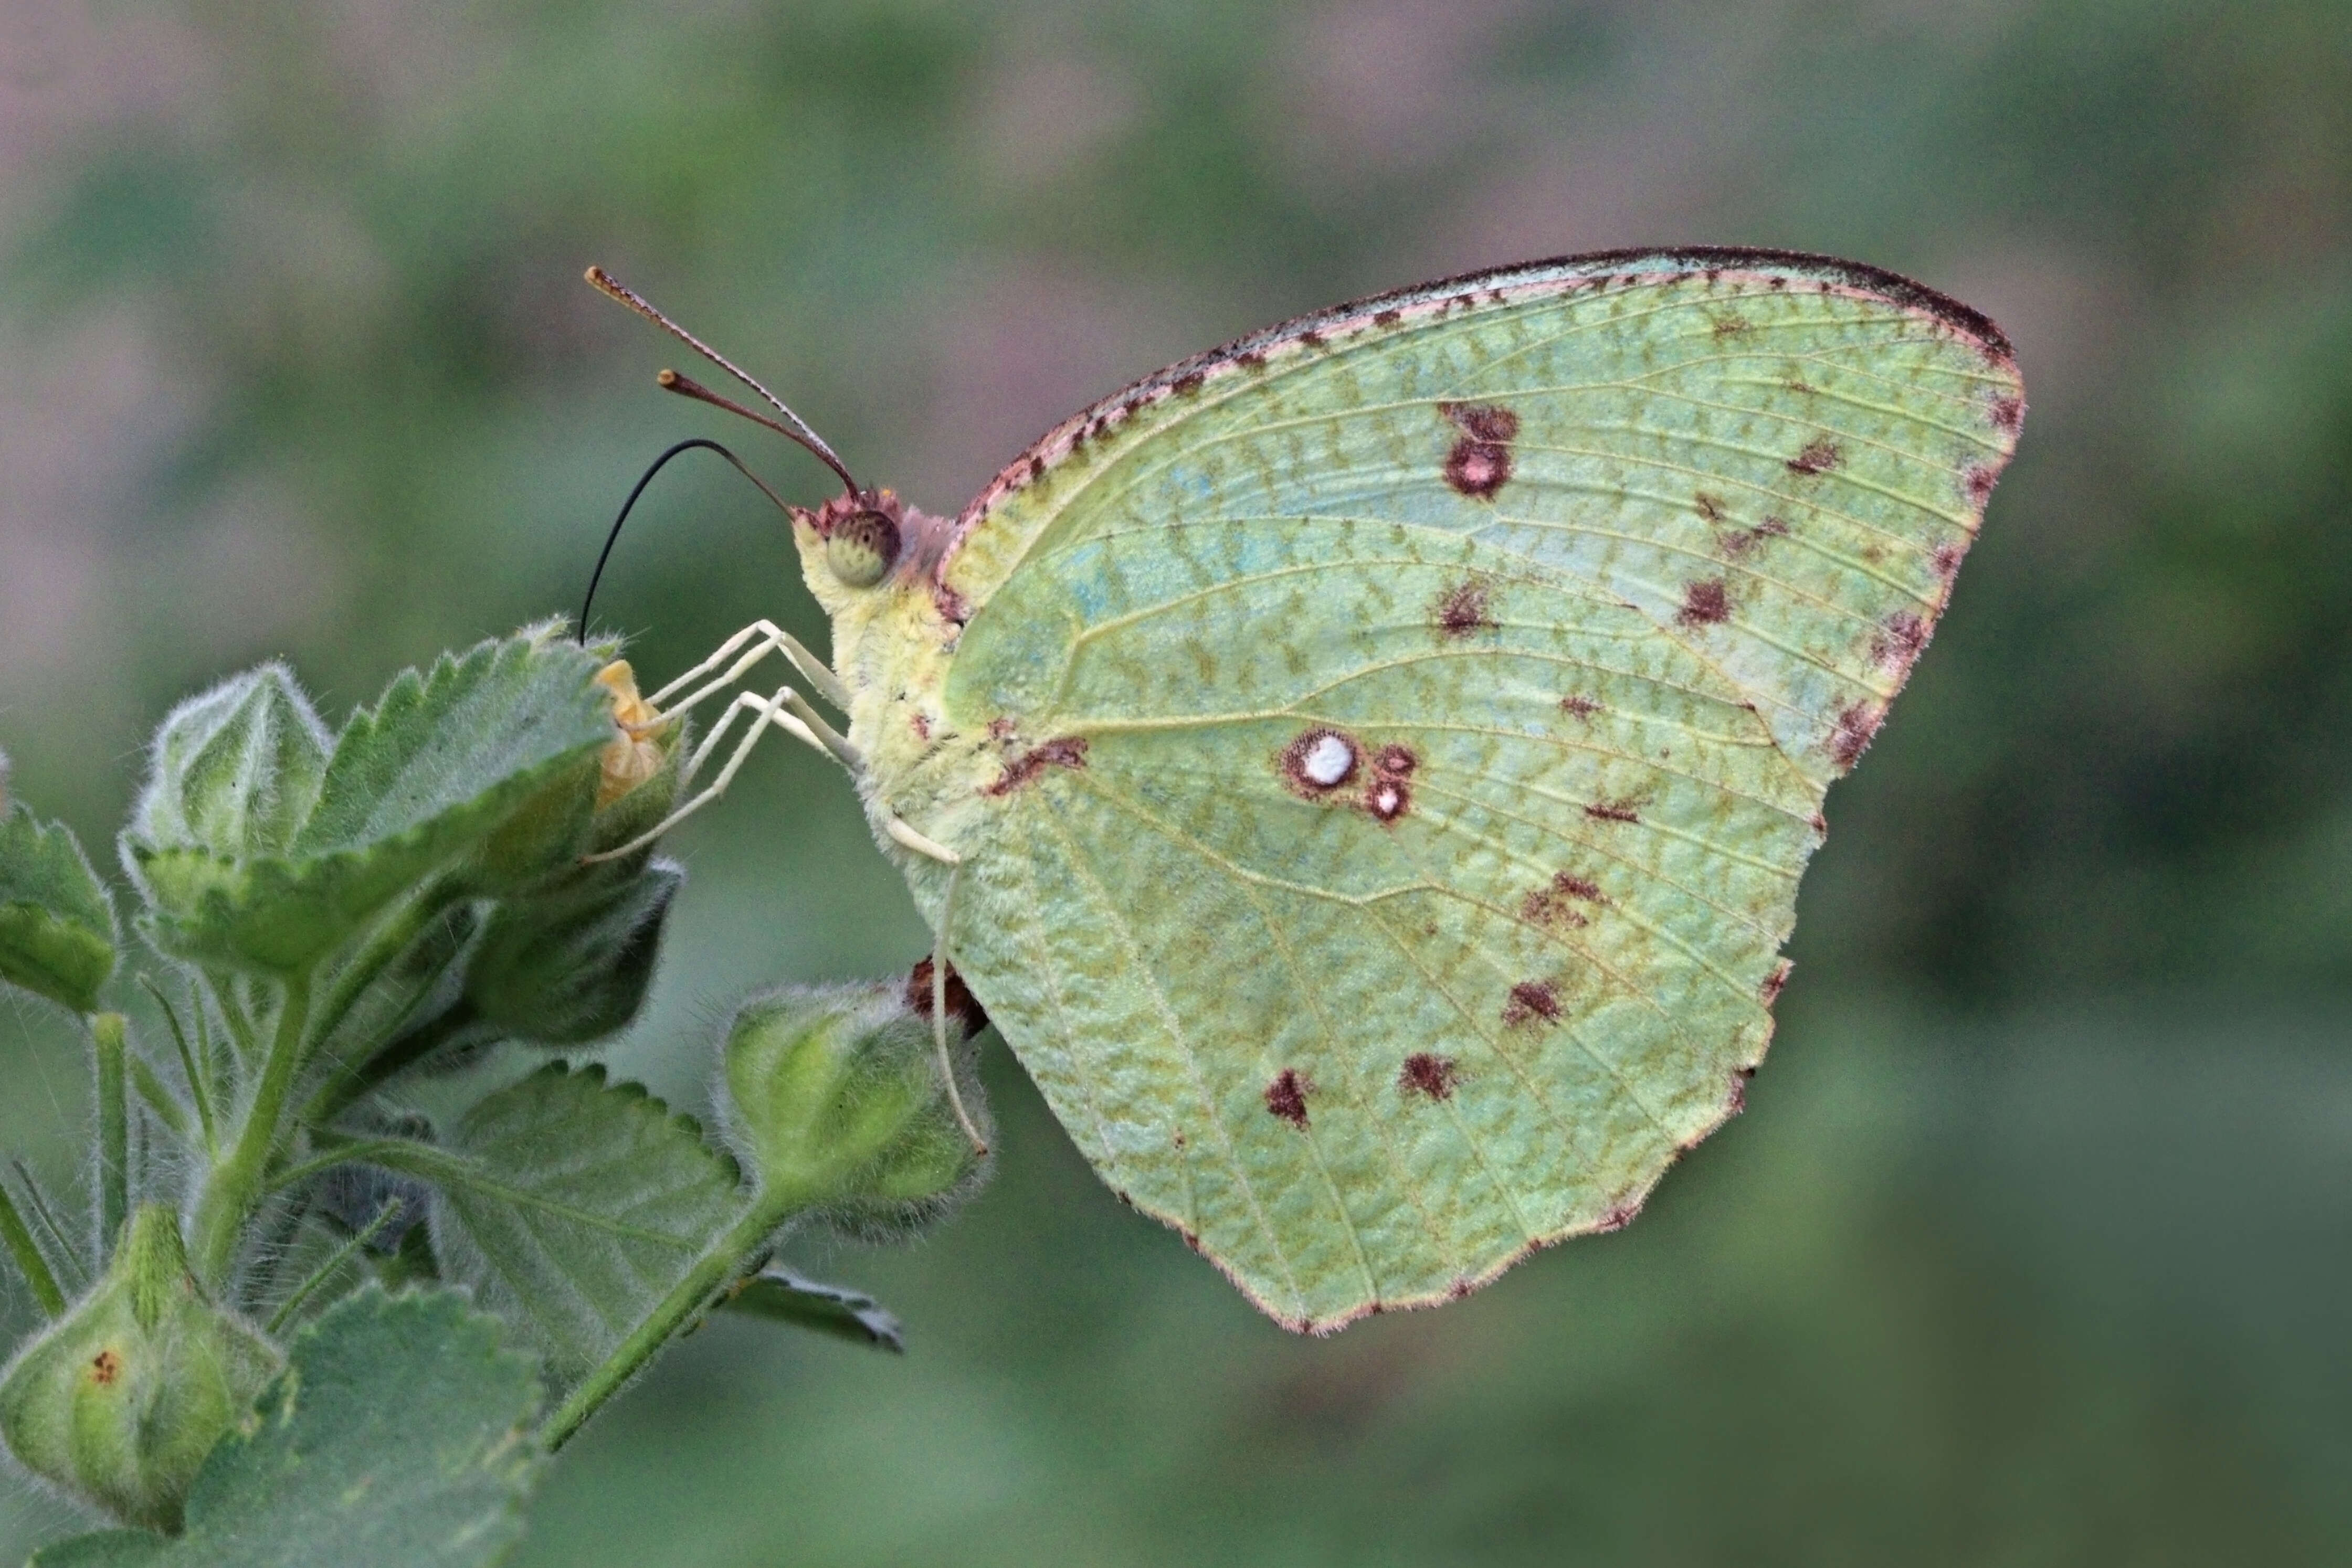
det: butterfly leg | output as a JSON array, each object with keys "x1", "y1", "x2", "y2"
[
  {"x1": 646, "y1": 619, "x2": 850, "y2": 717},
  {"x1": 931, "y1": 860, "x2": 988, "y2": 1156},
  {"x1": 584, "y1": 684, "x2": 836, "y2": 862}
]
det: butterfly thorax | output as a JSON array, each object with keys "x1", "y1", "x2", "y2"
[{"x1": 790, "y1": 491, "x2": 998, "y2": 878}]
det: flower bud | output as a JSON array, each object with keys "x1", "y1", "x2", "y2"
[
  {"x1": 130, "y1": 665, "x2": 329, "y2": 861},
  {"x1": 0, "y1": 1207, "x2": 280, "y2": 1531},
  {"x1": 720, "y1": 981, "x2": 990, "y2": 1234}
]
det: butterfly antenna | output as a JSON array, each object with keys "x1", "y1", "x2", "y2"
[
  {"x1": 585, "y1": 266, "x2": 860, "y2": 495},
  {"x1": 578, "y1": 438, "x2": 796, "y2": 643}
]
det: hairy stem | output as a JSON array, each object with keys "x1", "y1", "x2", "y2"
[
  {"x1": 127, "y1": 1053, "x2": 195, "y2": 1147},
  {"x1": 0, "y1": 1179, "x2": 65, "y2": 1317},
  {"x1": 265, "y1": 1198, "x2": 405, "y2": 1335},
  {"x1": 91, "y1": 1012, "x2": 129, "y2": 1254},
  {"x1": 300, "y1": 1000, "x2": 481, "y2": 1130},
  {"x1": 542, "y1": 1188, "x2": 810, "y2": 1450},
  {"x1": 305, "y1": 884, "x2": 458, "y2": 1061},
  {"x1": 189, "y1": 975, "x2": 312, "y2": 1288}
]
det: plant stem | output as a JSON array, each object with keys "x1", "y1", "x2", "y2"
[
  {"x1": 189, "y1": 974, "x2": 312, "y2": 1288},
  {"x1": 300, "y1": 1000, "x2": 480, "y2": 1130},
  {"x1": 305, "y1": 884, "x2": 456, "y2": 1062},
  {"x1": 142, "y1": 974, "x2": 217, "y2": 1154},
  {"x1": 128, "y1": 1053, "x2": 195, "y2": 1147},
  {"x1": 91, "y1": 1012, "x2": 129, "y2": 1254},
  {"x1": 9, "y1": 1160, "x2": 82, "y2": 1291},
  {"x1": 542, "y1": 1194, "x2": 802, "y2": 1451},
  {"x1": 0, "y1": 1179, "x2": 65, "y2": 1317},
  {"x1": 265, "y1": 1198, "x2": 403, "y2": 1334}
]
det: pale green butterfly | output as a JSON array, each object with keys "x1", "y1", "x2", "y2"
[{"x1": 586, "y1": 249, "x2": 2023, "y2": 1333}]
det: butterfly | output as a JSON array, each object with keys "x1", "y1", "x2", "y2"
[{"x1": 586, "y1": 248, "x2": 2022, "y2": 1333}]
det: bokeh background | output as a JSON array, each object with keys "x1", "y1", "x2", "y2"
[{"x1": 4, "y1": 0, "x2": 2350, "y2": 1561}]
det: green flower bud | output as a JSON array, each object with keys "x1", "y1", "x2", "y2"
[
  {"x1": 720, "y1": 980, "x2": 990, "y2": 1235},
  {"x1": 0, "y1": 1207, "x2": 280, "y2": 1532},
  {"x1": 129, "y1": 666, "x2": 329, "y2": 861}
]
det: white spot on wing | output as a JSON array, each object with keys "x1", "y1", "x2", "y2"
[{"x1": 1303, "y1": 733, "x2": 1355, "y2": 787}]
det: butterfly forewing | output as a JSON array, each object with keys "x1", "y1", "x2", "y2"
[{"x1": 920, "y1": 251, "x2": 2020, "y2": 1330}]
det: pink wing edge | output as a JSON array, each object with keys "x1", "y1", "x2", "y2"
[{"x1": 933, "y1": 244, "x2": 2021, "y2": 621}]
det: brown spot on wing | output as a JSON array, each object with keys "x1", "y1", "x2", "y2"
[
  {"x1": 1560, "y1": 694, "x2": 1600, "y2": 719},
  {"x1": 1440, "y1": 402, "x2": 1518, "y2": 500},
  {"x1": 1398, "y1": 1053, "x2": 1459, "y2": 1100},
  {"x1": 1501, "y1": 980, "x2": 1562, "y2": 1027},
  {"x1": 1964, "y1": 463, "x2": 1999, "y2": 507},
  {"x1": 1693, "y1": 492, "x2": 1726, "y2": 524},
  {"x1": 1265, "y1": 1069, "x2": 1312, "y2": 1127},
  {"x1": 1828, "y1": 703, "x2": 1884, "y2": 771},
  {"x1": 1523, "y1": 871, "x2": 1602, "y2": 928},
  {"x1": 1676, "y1": 579, "x2": 1731, "y2": 627},
  {"x1": 1172, "y1": 370, "x2": 1206, "y2": 396},
  {"x1": 90, "y1": 1349, "x2": 121, "y2": 1386},
  {"x1": 1932, "y1": 542, "x2": 1966, "y2": 579},
  {"x1": 1787, "y1": 439, "x2": 1842, "y2": 476},
  {"x1": 1372, "y1": 308, "x2": 1402, "y2": 326},
  {"x1": 1989, "y1": 393, "x2": 2024, "y2": 432},
  {"x1": 983, "y1": 736, "x2": 1089, "y2": 796},
  {"x1": 1584, "y1": 800, "x2": 1640, "y2": 824},
  {"x1": 1761, "y1": 959, "x2": 1793, "y2": 1004},
  {"x1": 1711, "y1": 313, "x2": 1754, "y2": 338},
  {"x1": 1374, "y1": 744, "x2": 1418, "y2": 778},
  {"x1": 1366, "y1": 779, "x2": 1410, "y2": 822},
  {"x1": 1433, "y1": 581, "x2": 1494, "y2": 637},
  {"x1": 1870, "y1": 610, "x2": 1929, "y2": 674}
]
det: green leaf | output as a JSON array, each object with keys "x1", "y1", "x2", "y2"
[
  {"x1": 0, "y1": 803, "x2": 118, "y2": 1013},
  {"x1": 427, "y1": 1064, "x2": 747, "y2": 1387},
  {"x1": 464, "y1": 859, "x2": 682, "y2": 1045},
  {"x1": 722, "y1": 1266, "x2": 903, "y2": 1352},
  {"x1": 123, "y1": 628, "x2": 616, "y2": 973},
  {"x1": 29, "y1": 1288, "x2": 545, "y2": 1568}
]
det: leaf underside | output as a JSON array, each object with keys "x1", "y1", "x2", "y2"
[
  {"x1": 723, "y1": 1267, "x2": 904, "y2": 1352},
  {"x1": 428, "y1": 1063, "x2": 746, "y2": 1387},
  {"x1": 894, "y1": 252, "x2": 2023, "y2": 1330},
  {"x1": 32, "y1": 1289, "x2": 544, "y2": 1568}
]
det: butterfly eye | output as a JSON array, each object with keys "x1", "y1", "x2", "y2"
[{"x1": 826, "y1": 508, "x2": 902, "y2": 588}]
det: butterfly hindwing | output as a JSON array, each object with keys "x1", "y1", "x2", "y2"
[{"x1": 910, "y1": 250, "x2": 2020, "y2": 1330}]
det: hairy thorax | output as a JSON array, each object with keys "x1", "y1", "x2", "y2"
[{"x1": 789, "y1": 494, "x2": 1001, "y2": 870}]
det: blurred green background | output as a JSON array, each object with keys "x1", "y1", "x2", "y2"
[{"x1": 4, "y1": 0, "x2": 2349, "y2": 1560}]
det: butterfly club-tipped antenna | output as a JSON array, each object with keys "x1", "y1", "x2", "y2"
[{"x1": 585, "y1": 265, "x2": 860, "y2": 496}]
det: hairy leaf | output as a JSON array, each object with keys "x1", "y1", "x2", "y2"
[
  {"x1": 29, "y1": 1288, "x2": 544, "y2": 1568},
  {"x1": 0, "y1": 803, "x2": 118, "y2": 1014},
  {"x1": 429, "y1": 1064, "x2": 746, "y2": 1387},
  {"x1": 123, "y1": 628, "x2": 616, "y2": 973},
  {"x1": 465, "y1": 859, "x2": 682, "y2": 1045}
]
